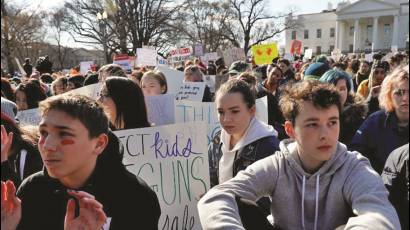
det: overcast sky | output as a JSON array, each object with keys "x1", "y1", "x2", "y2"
[{"x1": 16, "y1": 0, "x2": 346, "y2": 48}]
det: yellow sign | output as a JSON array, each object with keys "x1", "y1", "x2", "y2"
[{"x1": 251, "y1": 43, "x2": 279, "y2": 65}]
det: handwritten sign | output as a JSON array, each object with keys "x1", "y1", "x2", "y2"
[
  {"x1": 114, "y1": 122, "x2": 209, "y2": 230},
  {"x1": 80, "y1": 61, "x2": 94, "y2": 75},
  {"x1": 16, "y1": 108, "x2": 41, "y2": 126},
  {"x1": 194, "y1": 44, "x2": 204, "y2": 57},
  {"x1": 175, "y1": 96, "x2": 268, "y2": 144},
  {"x1": 14, "y1": 58, "x2": 26, "y2": 76},
  {"x1": 145, "y1": 94, "x2": 176, "y2": 126},
  {"x1": 304, "y1": 49, "x2": 313, "y2": 59},
  {"x1": 67, "y1": 83, "x2": 103, "y2": 99},
  {"x1": 201, "y1": 52, "x2": 218, "y2": 64},
  {"x1": 176, "y1": 82, "x2": 206, "y2": 102},
  {"x1": 136, "y1": 48, "x2": 158, "y2": 67},
  {"x1": 204, "y1": 75, "x2": 216, "y2": 93},
  {"x1": 156, "y1": 66, "x2": 184, "y2": 94},
  {"x1": 222, "y1": 48, "x2": 246, "y2": 66},
  {"x1": 251, "y1": 43, "x2": 279, "y2": 65}
]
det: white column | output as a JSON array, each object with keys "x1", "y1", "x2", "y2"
[
  {"x1": 372, "y1": 17, "x2": 379, "y2": 52},
  {"x1": 335, "y1": 20, "x2": 341, "y2": 50},
  {"x1": 353, "y1": 19, "x2": 360, "y2": 52},
  {"x1": 392, "y1": 15, "x2": 399, "y2": 48},
  {"x1": 339, "y1": 21, "x2": 345, "y2": 52}
]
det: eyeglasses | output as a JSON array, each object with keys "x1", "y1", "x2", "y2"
[{"x1": 393, "y1": 89, "x2": 409, "y2": 97}]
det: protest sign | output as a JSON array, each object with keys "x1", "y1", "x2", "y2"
[
  {"x1": 170, "y1": 47, "x2": 192, "y2": 58},
  {"x1": 145, "y1": 94, "x2": 176, "y2": 126},
  {"x1": 15, "y1": 58, "x2": 26, "y2": 76},
  {"x1": 222, "y1": 47, "x2": 246, "y2": 66},
  {"x1": 283, "y1": 53, "x2": 294, "y2": 62},
  {"x1": 16, "y1": 108, "x2": 41, "y2": 126},
  {"x1": 80, "y1": 61, "x2": 94, "y2": 75},
  {"x1": 175, "y1": 96, "x2": 268, "y2": 144},
  {"x1": 251, "y1": 43, "x2": 279, "y2": 65},
  {"x1": 156, "y1": 66, "x2": 184, "y2": 94},
  {"x1": 136, "y1": 48, "x2": 158, "y2": 67},
  {"x1": 114, "y1": 122, "x2": 210, "y2": 230},
  {"x1": 365, "y1": 53, "x2": 373, "y2": 62},
  {"x1": 194, "y1": 44, "x2": 204, "y2": 57},
  {"x1": 201, "y1": 52, "x2": 218, "y2": 64},
  {"x1": 304, "y1": 49, "x2": 313, "y2": 59},
  {"x1": 157, "y1": 58, "x2": 169, "y2": 66},
  {"x1": 331, "y1": 49, "x2": 342, "y2": 62},
  {"x1": 176, "y1": 82, "x2": 206, "y2": 101},
  {"x1": 204, "y1": 75, "x2": 216, "y2": 93},
  {"x1": 290, "y1": 40, "x2": 302, "y2": 55},
  {"x1": 67, "y1": 83, "x2": 103, "y2": 99},
  {"x1": 113, "y1": 54, "x2": 132, "y2": 72},
  {"x1": 391, "y1": 45, "x2": 398, "y2": 53}
]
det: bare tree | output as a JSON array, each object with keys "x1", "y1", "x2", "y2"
[
  {"x1": 1, "y1": 0, "x2": 45, "y2": 74},
  {"x1": 170, "y1": 0, "x2": 238, "y2": 53},
  {"x1": 229, "y1": 0, "x2": 299, "y2": 55},
  {"x1": 48, "y1": 8, "x2": 71, "y2": 69}
]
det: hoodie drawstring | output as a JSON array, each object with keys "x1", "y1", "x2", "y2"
[
  {"x1": 314, "y1": 174, "x2": 320, "y2": 230},
  {"x1": 301, "y1": 175, "x2": 306, "y2": 229},
  {"x1": 301, "y1": 174, "x2": 320, "y2": 230}
]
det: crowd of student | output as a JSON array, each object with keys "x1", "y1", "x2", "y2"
[{"x1": 1, "y1": 50, "x2": 409, "y2": 230}]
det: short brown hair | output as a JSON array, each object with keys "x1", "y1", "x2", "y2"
[
  {"x1": 39, "y1": 94, "x2": 109, "y2": 138},
  {"x1": 279, "y1": 80, "x2": 341, "y2": 124},
  {"x1": 379, "y1": 65, "x2": 409, "y2": 112},
  {"x1": 141, "y1": 70, "x2": 168, "y2": 94},
  {"x1": 216, "y1": 79, "x2": 255, "y2": 109},
  {"x1": 98, "y1": 64, "x2": 127, "y2": 81}
]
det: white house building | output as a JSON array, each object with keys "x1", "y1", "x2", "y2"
[{"x1": 285, "y1": 0, "x2": 409, "y2": 55}]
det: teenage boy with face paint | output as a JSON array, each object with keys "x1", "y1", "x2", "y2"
[
  {"x1": 1, "y1": 94, "x2": 161, "y2": 230},
  {"x1": 197, "y1": 80, "x2": 400, "y2": 229}
]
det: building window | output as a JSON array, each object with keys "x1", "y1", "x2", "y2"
[
  {"x1": 330, "y1": 28, "x2": 335, "y2": 38},
  {"x1": 384, "y1": 24, "x2": 391, "y2": 36},
  {"x1": 291, "y1": 31, "x2": 297, "y2": 40},
  {"x1": 349, "y1": 26, "x2": 354, "y2": 36},
  {"x1": 317, "y1": 29, "x2": 322, "y2": 38},
  {"x1": 304, "y1": 30, "x2": 309, "y2": 39},
  {"x1": 349, "y1": 44, "x2": 354, "y2": 53},
  {"x1": 316, "y1": 46, "x2": 321, "y2": 54},
  {"x1": 366, "y1": 25, "x2": 373, "y2": 46},
  {"x1": 330, "y1": 45, "x2": 335, "y2": 52}
]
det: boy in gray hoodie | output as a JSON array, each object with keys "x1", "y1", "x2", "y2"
[{"x1": 198, "y1": 80, "x2": 400, "y2": 230}]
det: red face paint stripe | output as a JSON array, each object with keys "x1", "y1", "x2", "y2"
[{"x1": 61, "y1": 139, "x2": 75, "y2": 145}]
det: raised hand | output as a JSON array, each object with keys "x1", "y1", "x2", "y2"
[
  {"x1": 64, "y1": 190, "x2": 107, "y2": 230},
  {"x1": 1, "y1": 181, "x2": 21, "y2": 230},
  {"x1": 1, "y1": 125, "x2": 13, "y2": 163}
]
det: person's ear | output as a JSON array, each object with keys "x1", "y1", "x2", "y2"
[
  {"x1": 161, "y1": 86, "x2": 166, "y2": 94},
  {"x1": 249, "y1": 105, "x2": 256, "y2": 116},
  {"x1": 284, "y1": 121, "x2": 296, "y2": 138},
  {"x1": 93, "y1": 133, "x2": 108, "y2": 156}
]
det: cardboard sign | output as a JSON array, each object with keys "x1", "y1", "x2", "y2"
[
  {"x1": 290, "y1": 40, "x2": 302, "y2": 55},
  {"x1": 114, "y1": 122, "x2": 210, "y2": 230},
  {"x1": 15, "y1": 58, "x2": 27, "y2": 76},
  {"x1": 145, "y1": 94, "x2": 176, "y2": 126},
  {"x1": 222, "y1": 47, "x2": 246, "y2": 66},
  {"x1": 156, "y1": 66, "x2": 184, "y2": 94},
  {"x1": 176, "y1": 82, "x2": 206, "y2": 101},
  {"x1": 113, "y1": 54, "x2": 132, "y2": 72},
  {"x1": 67, "y1": 83, "x2": 103, "y2": 99},
  {"x1": 204, "y1": 75, "x2": 216, "y2": 93},
  {"x1": 16, "y1": 108, "x2": 41, "y2": 126},
  {"x1": 80, "y1": 61, "x2": 94, "y2": 75},
  {"x1": 194, "y1": 44, "x2": 204, "y2": 57},
  {"x1": 136, "y1": 48, "x2": 157, "y2": 67},
  {"x1": 251, "y1": 43, "x2": 279, "y2": 65},
  {"x1": 175, "y1": 96, "x2": 268, "y2": 144},
  {"x1": 304, "y1": 49, "x2": 313, "y2": 59},
  {"x1": 201, "y1": 52, "x2": 218, "y2": 64}
]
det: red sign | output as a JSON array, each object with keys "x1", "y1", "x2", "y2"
[
  {"x1": 113, "y1": 54, "x2": 129, "y2": 61},
  {"x1": 170, "y1": 47, "x2": 192, "y2": 57},
  {"x1": 290, "y1": 40, "x2": 302, "y2": 55}
]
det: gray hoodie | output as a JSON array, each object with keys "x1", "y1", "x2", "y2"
[{"x1": 198, "y1": 139, "x2": 401, "y2": 230}]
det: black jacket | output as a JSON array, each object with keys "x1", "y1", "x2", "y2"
[
  {"x1": 16, "y1": 131, "x2": 161, "y2": 230},
  {"x1": 382, "y1": 144, "x2": 409, "y2": 230},
  {"x1": 340, "y1": 94, "x2": 368, "y2": 146},
  {"x1": 1, "y1": 146, "x2": 43, "y2": 188}
]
